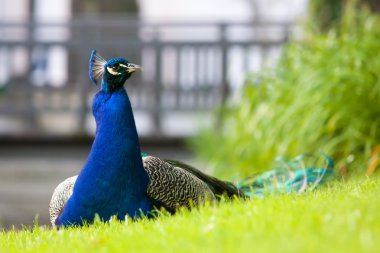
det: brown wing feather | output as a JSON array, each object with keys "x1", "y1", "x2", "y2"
[{"x1": 143, "y1": 156, "x2": 215, "y2": 211}]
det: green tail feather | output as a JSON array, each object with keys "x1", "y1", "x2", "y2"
[{"x1": 238, "y1": 153, "x2": 334, "y2": 198}]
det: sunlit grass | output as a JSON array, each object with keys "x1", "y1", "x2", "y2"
[{"x1": 1, "y1": 178, "x2": 379, "y2": 253}]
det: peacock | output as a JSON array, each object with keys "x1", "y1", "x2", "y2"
[{"x1": 49, "y1": 50, "x2": 333, "y2": 227}]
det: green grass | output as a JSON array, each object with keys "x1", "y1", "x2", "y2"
[{"x1": 2, "y1": 178, "x2": 379, "y2": 253}]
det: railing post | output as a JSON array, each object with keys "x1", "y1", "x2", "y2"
[
  {"x1": 216, "y1": 24, "x2": 229, "y2": 128},
  {"x1": 77, "y1": 74, "x2": 88, "y2": 135},
  {"x1": 26, "y1": 17, "x2": 37, "y2": 133},
  {"x1": 153, "y1": 41, "x2": 162, "y2": 136}
]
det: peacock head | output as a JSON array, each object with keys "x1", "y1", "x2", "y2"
[{"x1": 89, "y1": 49, "x2": 143, "y2": 92}]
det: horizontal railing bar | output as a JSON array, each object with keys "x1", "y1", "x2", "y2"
[
  {"x1": 0, "y1": 20, "x2": 294, "y2": 28},
  {"x1": 0, "y1": 41, "x2": 286, "y2": 47}
]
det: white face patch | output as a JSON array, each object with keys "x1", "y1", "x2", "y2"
[
  {"x1": 119, "y1": 64, "x2": 128, "y2": 68},
  {"x1": 106, "y1": 66, "x2": 122, "y2": 75}
]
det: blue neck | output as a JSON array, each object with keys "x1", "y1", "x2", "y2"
[{"x1": 56, "y1": 86, "x2": 152, "y2": 226}]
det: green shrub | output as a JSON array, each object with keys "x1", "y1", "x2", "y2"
[{"x1": 191, "y1": 10, "x2": 380, "y2": 178}]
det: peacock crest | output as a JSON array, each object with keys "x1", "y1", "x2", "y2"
[{"x1": 89, "y1": 49, "x2": 107, "y2": 85}]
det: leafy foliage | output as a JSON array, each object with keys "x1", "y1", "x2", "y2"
[
  {"x1": 308, "y1": 0, "x2": 344, "y2": 32},
  {"x1": 191, "y1": 9, "x2": 380, "y2": 178}
]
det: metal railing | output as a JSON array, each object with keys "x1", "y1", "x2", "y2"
[{"x1": 0, "y1": 17, "x2": 293, "y2": 138}]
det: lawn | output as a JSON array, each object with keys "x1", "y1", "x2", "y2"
[{"x1": 1, "y1": 177, "x2": 379, "y2": 253}]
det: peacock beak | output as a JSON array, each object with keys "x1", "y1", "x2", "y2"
[{"x1": 125, "y1": 63, "x2": 144, "y2": 73}]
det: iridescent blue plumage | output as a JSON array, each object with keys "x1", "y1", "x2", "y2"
[{"x1": 56, "y1": 51, "x2": 151, "y2": 226}]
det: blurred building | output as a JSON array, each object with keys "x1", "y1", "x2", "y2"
[{"x1": 0, "y1": 0, "x2": 307, "y2": 138}]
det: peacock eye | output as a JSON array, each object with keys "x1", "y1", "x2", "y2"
[{"x1": 112, "y1": 65, "x2": 120, "y2": 71}]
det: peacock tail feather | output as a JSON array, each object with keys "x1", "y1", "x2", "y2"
[{"x1": 238, "y1": 153, "x2": 334, "y2": 198}]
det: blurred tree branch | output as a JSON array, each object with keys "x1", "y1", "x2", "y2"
[{"x1": 309, "y1": 0, "x2": 380, "y2": 32}]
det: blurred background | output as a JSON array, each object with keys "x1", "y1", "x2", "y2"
[
  {"x1": 1, "y1": 0, "x2": 380, "y2": 229},
  {"x1": 0, "y1": 0, "x2": 303, "y2": 228}
]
